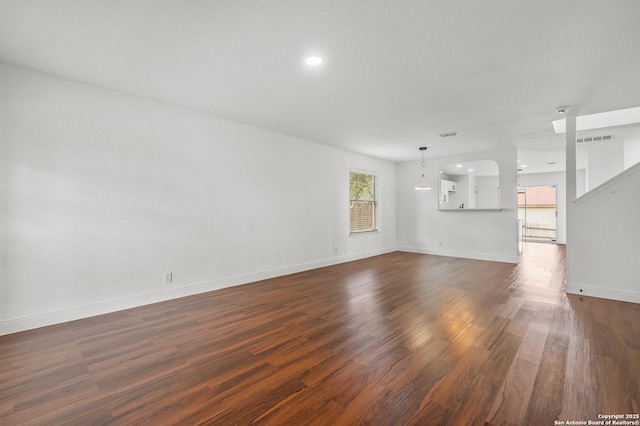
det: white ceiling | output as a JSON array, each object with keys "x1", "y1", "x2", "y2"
[{"x1": 1, "y1": 1, "x2": 639, "y2": 169}]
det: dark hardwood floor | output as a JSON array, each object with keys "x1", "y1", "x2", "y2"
[{"x1": 1, "y1": 243, "x2": 639, "y2": 425}]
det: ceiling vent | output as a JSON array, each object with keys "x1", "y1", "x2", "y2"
[
  {"x1": 438, "y1": 131, "x2": 458, "y2": 138},
  {"x1": 577, "y1": 135, "x2": 612, "y2": 143}
]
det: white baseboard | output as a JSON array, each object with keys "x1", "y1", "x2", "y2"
[
  {"x1": 398, "y1": 245, "x2": 519, "y2": 264},
  {"x1": 0, "y1": 247, "x2": 396, "y2": 336},
  {"x1": 566, "y1": 282, "x2": 640, "y2": 304}
]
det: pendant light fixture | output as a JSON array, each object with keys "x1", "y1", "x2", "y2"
[{"x1": 415, "y1": 147, "x2": 431, "y2": 190}]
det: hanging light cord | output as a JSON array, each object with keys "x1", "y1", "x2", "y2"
[{"x1": 415, "y1": 147, "x2": 430, "y2": 190}]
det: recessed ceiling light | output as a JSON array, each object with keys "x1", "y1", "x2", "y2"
[
  {"x1": 456, "y1": 164, "x2": 463, "y2": 168},
  {"x1": 467, "y1": 169, "x2": 474, "y2": 172},
  {"x1": 305, "y1": 56, "x2": 323, "y2": 66},
  {"x1": 521, "y1": 164, "x2": 527, "y2": 168}
]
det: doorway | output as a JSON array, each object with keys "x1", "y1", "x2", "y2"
[{"x1": 517, "y1": 185, "x2": 557, "y2": 243}]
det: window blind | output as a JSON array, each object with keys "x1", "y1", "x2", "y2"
[{"x1": 349, "y1": 172, "x2": 378, "y2": 233}]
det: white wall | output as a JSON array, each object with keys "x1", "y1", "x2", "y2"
[
  {"x1": 566, "y1": 162, "x2": 640, "y2": 304},
  {"x1": 397, "y1": 150, "x2": 518, "y2": 263},
  {"x1": 576, "y1": 136, "x2": 640, "y2": 194},
  {"x1": 0, "y1": 63, "x2": 397, "y2": 335},
  {"x1": 624, "y1": 136, "x2": 640, "y2": 169},
  {"x1": 518, "y1": 171, "x2": 566, "y2": 244},
  {"x1": 584, "y1": 139, "x2": 625, "y2": 190},
  {"x1": 467, "y1": 174, "x2": 477, "y2": 209},
  {"x1": 448, "y1": 174, "x2": 469, "y2": 209},
  {"x1": 476, "y1": 175, "x2": 499, "y2": 209},
  {"x1": 576, "y1": 169, "x2": 587, "y2": 198}
]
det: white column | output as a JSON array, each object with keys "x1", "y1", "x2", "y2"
[
  {"x1": 565, "y1": 113, "x2": 577, "y2": 288},
  {"x1": 565, "y1": 113, "x2": 577, "y2": 202}
]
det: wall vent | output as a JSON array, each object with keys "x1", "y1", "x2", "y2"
[
  {"x1": 577, "y1": 135, "x2": 612, "y2": 143},
  {"x1": 438, "y1": 131, "x2": 458, "y2": 138}
]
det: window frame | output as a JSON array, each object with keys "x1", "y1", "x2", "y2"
[{"x1": 349, "y1": 170, "x2": 379, "y2": 235}]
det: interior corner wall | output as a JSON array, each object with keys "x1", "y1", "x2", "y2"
[
  {"x1": 396, "y1": 151, "x2": 518, "y2": 264},
  {"x1": 518, "y1": 171, "x2": 567, "y2": 244},
  {"x1": 0, "y1": 62, "x2": 397, "y2": 335}
]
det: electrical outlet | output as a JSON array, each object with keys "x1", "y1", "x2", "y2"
[
  {"x1": 438, "y1": 241, "x2": 443, "y2": 247},
  {"x1": 164, "y1": 272, "x2": 172, "y2": 284},
  {"x1": 334, "y1": 247, "x2": 338, "y2": 255}
]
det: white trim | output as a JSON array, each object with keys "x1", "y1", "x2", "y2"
[
  {"x1": 349, "y1": 230, "x2": 380, "y2": 237},
  {"x1": 349, "y1": 170, "x2": 379, "y2": 235},
  {"x1": 0, "y1": 247, "x2": 396, "y2": 336},
  {"x1": 566, "y1": 282, "x2": 640, "y2": 304},
  {"x1": 437, "y1": 208, "x2": 504, "y2": 212},
  {"x1": 16, "y1": 248, "x2": 640, "y2": 336},
  {"x1": 349, "y1": 167, "x2": 379, "y2": 176},
  {"x1": 398, "y1": 245, "x2": 518, "y2": 264}
]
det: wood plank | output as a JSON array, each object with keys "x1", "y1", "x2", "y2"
[{"x1": 1, "y1": 243, "x2": 639, "y2": 425}]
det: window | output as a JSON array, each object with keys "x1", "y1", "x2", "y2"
[{"x1": 349, "y1": 171, "x2": 378, "y2": 234}]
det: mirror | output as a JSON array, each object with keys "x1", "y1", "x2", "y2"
[{"x1": 439, "y1": 160, "x2": 500, "y2": 209}]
